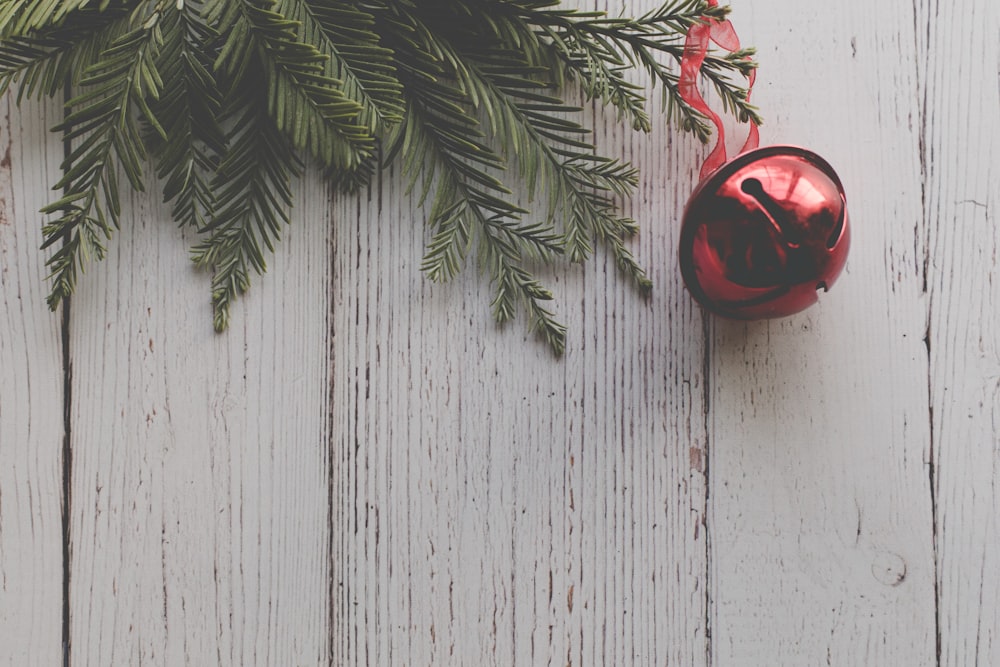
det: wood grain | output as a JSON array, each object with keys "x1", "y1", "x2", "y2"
[
  {"x1": 0, "y1": 95, "x2": 65, "y2": 666},
  {"x1": 1, "y1": 0, "x2": 999, "y2": 665},
  {"x1": 707, "y1": 0, "x2": 938, "y2": 663},
  {"x1": 65, "y1": 168, "x2": 333, "y2": 665},
  {"x1": 327, "y1": 32, "x2": 712, "y2": 664},
  {"x1": 922, "y1": 1, "x2": 1000, "y2": 664}
]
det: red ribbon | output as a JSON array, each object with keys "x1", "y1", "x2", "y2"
[{"x1": 679, "y1": 0, "x2": 759, "y2": 180}]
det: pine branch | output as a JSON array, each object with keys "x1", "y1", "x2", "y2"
[
  {"x1": 522, "y1": 0, "x2": 760, "y2": 140},
  {"x1": 516, "y1": 7, "x2": 654, "y2": 132},
  {"x1": 273, "y1": 0, "x2": 403, "y2": 133},
  {"x1": 211, "y1": 0, "x2": 375, "y2": 175},
  {"x1": 458, "y1": 47, "x2": 651, "y2": 290},
  {"x1": 484, "y1": 233, "x2": 567, "y2": 355},
  {"x1": 388, "y1": 6, "x2": 650, "y2": 298},
  {"x1": 698, "y1": 49, "x2": 759, "y2": 122},
  {"x1": 42, "y1": 20, "x2": 163, "y2": 311},
  {"x1": 150, "y1": 0, "x2": 226, "y2": 230},
  {"x1": 0, "y1": 6, "x2": 130, "y2": 100},
  {"x1": 10, "y1": 0, "x2": 761, "y2": 352},
  {"x1": 0, "y1": 0, "x2": 96, "y2": 36},
  {"x1": 382, "y1": 3, "x2": 567, "y2": 352},
  {"x1": 189, "y1": 63, "x2": 298, "y2": 331}
]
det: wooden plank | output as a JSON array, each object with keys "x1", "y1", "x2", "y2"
[
  {"x1": 328, "y1": 6, "x2": 712, "y2": 664},
  {"x1": 65, "y1": 169, "x2": 333, "y2": 664},
  {"x1": 0, "y1": 94, "x2": 66, "y2": 665},
  {"x1": 5, "y1": 1, "x2": 981, "y2": 664},
  {"x1": 706, "y1": 1, "x2": 937, "y2": 663},
  {"x1": 921, "y1": 1, "x2": 1000, "y2": 663}
]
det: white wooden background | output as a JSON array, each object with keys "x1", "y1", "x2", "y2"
[{"x1": 1, "y1": 0, "x2": 997, "y2": 664}]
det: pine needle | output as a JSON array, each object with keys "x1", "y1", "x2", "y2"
[{"x1": 0, "y1": 0, "x2": 760, "y2": 354}]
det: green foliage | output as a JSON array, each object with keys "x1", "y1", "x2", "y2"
[
  {"x1": 40, "y1": 19, "x2": 163, "y2": 309},
  {"x1": 149, "y1": 0, "x2": 225, "y2": 231},
  {"x1": 189, "y1": 72, "x2": 299, "y2": 331},
  {"x1": 0, "y1": 0, "x2": 758, "y2": 354}
]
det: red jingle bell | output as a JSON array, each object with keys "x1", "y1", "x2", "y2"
[{"x1": 678, "y1": 145, "x2": 850, "y2": 320}]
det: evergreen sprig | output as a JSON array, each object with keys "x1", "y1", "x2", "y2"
[{"x1": 0, "y1": 0, "x2": 758, "y2": 353}]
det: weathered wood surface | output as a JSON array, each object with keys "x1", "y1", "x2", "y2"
[
  {"x1": 0, "y1": 96, "x2": 65, "y2": 666},
  {"x1": 707, "y1": 1, "x2": 938, "y2": 663},
  {"x1": 1, "y1": 0, "x2": 998, "y2": 665},
  {"x1": 922, "y1": 1, "x2": 1000, "y2": 664}
]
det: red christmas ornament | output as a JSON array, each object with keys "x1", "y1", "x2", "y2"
[
  {"x1": 675, "y1": 1, "x2": 850, "y2": 319},
  {"x1": 678, "y1": 146, "x2": 850, "y2": 319}
]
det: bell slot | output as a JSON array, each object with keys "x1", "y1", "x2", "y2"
[
  {"x1": 826, "y1": 199, "x2": 847, "y2": 249},
  {"x1": 741, "y1": 177, "x2": 801, "y2": 247}
]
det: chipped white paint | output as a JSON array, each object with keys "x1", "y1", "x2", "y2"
[{"x1": 0, "y1": 0, "x2": 998, "y2": 664}]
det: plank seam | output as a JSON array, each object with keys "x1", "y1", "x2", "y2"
[
  {"x1": 59, "y1": 78, "x2": 73, "y2": 667},
  {"x1": 925, "y1": 326, "x2": 941, "y2": 666},
  {"x1": 326, "y1": 171, "x2": 339, "y2": 667},
  {"x1": 913, "y1": 0, "x2": 941, "y2": 656},
  {"x1": 702, "y1": 314, "x2": 713, "y2": 667},
  {"x1": 60, "y1": 289, "x2": 72, "y2": 667}
]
